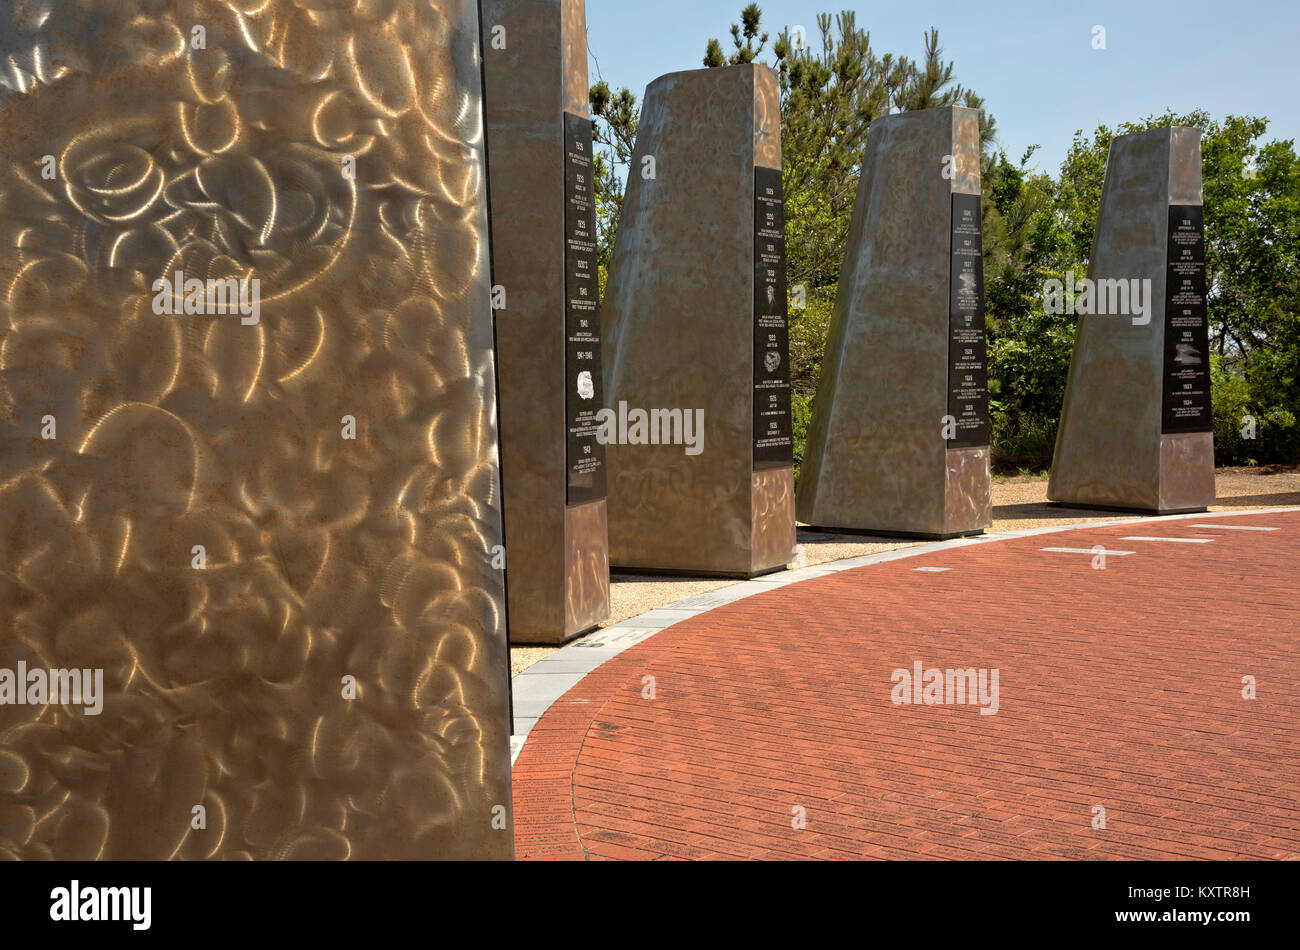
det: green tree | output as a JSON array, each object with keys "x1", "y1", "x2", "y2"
[
  {"x1": 768, "y1": 12, "x2": 895, "y2": 291},
  {"x1": 762, "y1": 15, "x2": 996, "y2": 291},
  {"x1": 729, "y1": 9, "x2": 996, "y2": 467},
  {"x1": 592, "y1": 9, "x2": 1300, "y2": 475},
  {"x1": 704, "y1": 3, "x2": 768, "y2": 66},
  {"x1": 1208, "y1": 124, "x2": 1300, "y2": 463},
  {"x1": 981, "y1": 147, "x2": 1077, "y2": 472},
  {"x1": 1004, "y1": 112, "x2": 1300, "y2": 468},
  {"x1": 588, "y1": 79, "x2": 638, "y2": 276}
]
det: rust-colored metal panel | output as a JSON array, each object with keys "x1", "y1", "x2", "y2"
[
  {"x1": 0, "y1": 0, "x2": 512, "y2": 860},
  {"x1": 561, "y1": 0, "x2": 590, "y2": 119}
]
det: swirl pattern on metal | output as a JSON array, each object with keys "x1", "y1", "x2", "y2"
[{"x1": 0, "y1": 0, "x2": 511, "y2": 860}]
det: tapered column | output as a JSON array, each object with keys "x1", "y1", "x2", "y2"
[
  {"x1": 482, "y1": 0, "x2": 610, "y2": 643},
  {"x1": 601, "y1": 64, "x2": 795, "y2": 577},
  {"x1": 798, "y1": 106, "x2": 991, "y2": 539},
  {"x1": 1049, "y1": 127, "x2": 1215, "y2": 513}
]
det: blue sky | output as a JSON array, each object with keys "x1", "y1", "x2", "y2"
[{"x1": 585, "y1": 0, "x2": 1299, "y2": 175}]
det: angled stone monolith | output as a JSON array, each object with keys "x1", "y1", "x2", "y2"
[
  {"x1": 0, "y1": 0, "x2": 511, "y2": 860},
  {"x1": 797, "y1": 106, "x2": 991, "y2": 539},
  {"x1": 482, "y1": 0, "x2": 610, "y2": 644},
  {"x1": 1049, "y1": 127, "x2": 1215, "y2": 513},
  {"x1": 601, "y1": 64, "x2": 795, "y2": 577}
]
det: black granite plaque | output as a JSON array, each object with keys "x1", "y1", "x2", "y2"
[
  {"x1": 946, "y1": 192, "x2": 990, "y2": 448},
  {"x1": 564, "y1": 111, "x2": 606, "y2": 504},
  {"x1": 753, "y1": 166, "x2": 793, "y2": 469},
  {"x1": 1161, "y1": 205, "x2": 1213, "y2": 434}
]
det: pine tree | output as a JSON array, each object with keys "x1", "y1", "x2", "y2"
[{"x1": 705, "y1": 3, "x2": 768, "y2": 65}]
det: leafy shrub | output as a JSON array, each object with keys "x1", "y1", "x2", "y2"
[{"x1": 1211, "y1": 355, "x2": 1299, "y2": 465}]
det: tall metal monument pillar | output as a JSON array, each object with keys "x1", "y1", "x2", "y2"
[
  {"x1": 797, "y1": 106, "x2": 992, "y2": 539},
  {"x1": 601, "y1": 64, "x2": 795, "y2": 577},
  {"x1": 1049, "y1": 127, "x2": 1215, "y2": 513},
  {"x1": 482, "y1": 0, "x2": 610, "y2": 643},
  {"x1": 0, "y1": 0, "x2": 512, "y2": 860}
]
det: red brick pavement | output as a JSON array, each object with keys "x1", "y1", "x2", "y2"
[{"x1": 512, "y1": 512, "x2": 1300, "y2": 860}]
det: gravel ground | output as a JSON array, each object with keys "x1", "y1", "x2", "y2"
[{"x1": 509, "y1": 465, "x2": 1300, "y2": 676}]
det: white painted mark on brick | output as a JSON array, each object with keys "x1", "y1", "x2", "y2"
[
  {"x1": 1120, "y1": 536, "x2": 1215, "y2": 544},
  {"x1": 1041, "y1": 547, "x2": 1136, "y2": 556},
  {"x1": 913, "y1": 567, "x2": 952, "y2": 573},
  {"x1": 1189, "y1": 524, "x2": 1279, "y2": 531}
]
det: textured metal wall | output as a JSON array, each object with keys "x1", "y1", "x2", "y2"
[{"x1": 0, "y1": 0, "x2": 512, "y2": 860}]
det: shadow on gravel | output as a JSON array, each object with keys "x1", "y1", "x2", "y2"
[
  {"x1": 1213, "y1": 491, "x2": 1300, "y2": 507},
  {"x1": 991, "y1": 502, "x2": 1120, "y2": 522}
]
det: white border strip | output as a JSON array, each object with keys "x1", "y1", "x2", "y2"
[
  {"x1": 1121, "y1": 536, "x2": 1216, "y2": 543},
  {"x1": 510, "y1": 506, "x2": 1298, "y2": 762}
]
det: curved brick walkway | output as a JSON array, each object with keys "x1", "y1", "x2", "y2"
[{"x1": 512, "y1": 511, "x2": 1300, "y2": 860}]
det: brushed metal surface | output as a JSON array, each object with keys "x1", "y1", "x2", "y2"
[
  {"x1": 1048, "y1": 127, "x2": 1213, "y2": 513},
  {"x1": 482, "y1": 0, "x2": 609, "y2": 643},
  {"x1": 944, "y1": 446, "x2": 992, "y2": 534},
  {"x1": 797, "y1": 106, "x2": 989, "y2": 537},
  {"x1": 561, "y1": 0, "x2": 589, "y2": 119},
  {"x1": 752, "y1": 65, "x2": 781, "y2": 171},
  {"x1": 950, "y1": 108, "x2": 982, "y2": 197},
  {"x1": 1158, "y1": 432, "x2": 1216, "y2": 512},
  {"x1": 564, "y1": 498, "x2": 609, "y2": 635},
  {"x1": 1168, "y1": 127, "x2": 1204, "y2": 206},
  {"x1": 751, "y1": 466, "x2": 795, "y2": 574},
  {"x1": 0, "y1": 0, "x2": 512, "y2": 860},
  {"x1": 602, "y1": 64, "x2": 792, "y2": 576}
]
